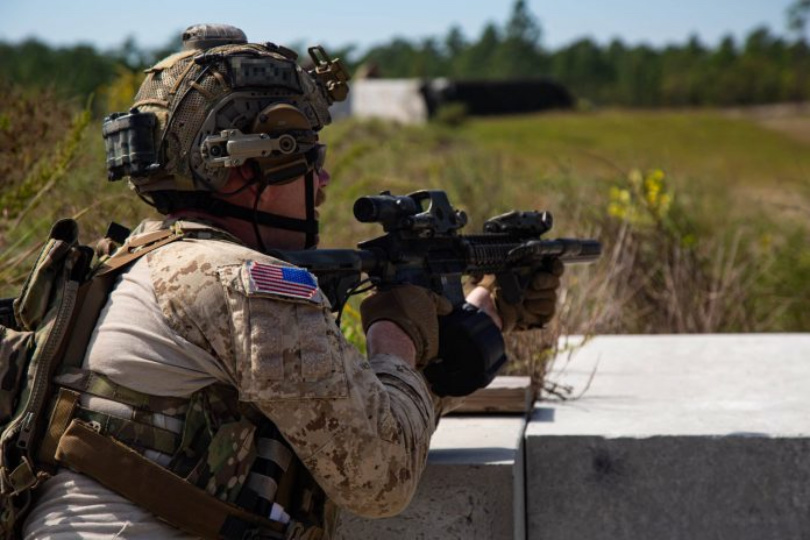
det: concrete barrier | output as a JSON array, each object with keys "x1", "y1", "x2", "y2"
[
  {"x1": 526, "y1": 334, "x2": 810, "y2": 540},
  {"x1": 336, "y1": 416, "x2": 527, "y2": 539},
  {"x1": 336, "y1": 334, "x2": 810, "y2": 539}
]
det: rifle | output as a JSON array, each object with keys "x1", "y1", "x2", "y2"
[
  {"x1": 271, "y1": 189, "x2": 601, "y2": 396},
  {"x1": 273, "y1": 189, "x2": 601, "y2": 310}
]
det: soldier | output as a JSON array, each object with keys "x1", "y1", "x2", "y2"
[{"x1": 21, "y1": 25, "x2": 561, "y2": 539}]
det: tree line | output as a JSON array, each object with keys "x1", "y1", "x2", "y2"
[
  {"x1": 357, "y1": 1, "x2": 810, "y2": 107},
  {"x1": 2, "y1": 1, "x2": 809, "y2": 108}
]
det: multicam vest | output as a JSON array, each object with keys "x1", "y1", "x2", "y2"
[
  {"x1": 48, "y1": 368, "x2": 332, "y2": 540},
  {"x1": 6, "y1": 221, "x2": 334, "y2": 540}
]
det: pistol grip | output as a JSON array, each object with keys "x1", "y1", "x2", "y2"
[{"x1": 496, "y1": 270, "x2": 525, "y2": 305}]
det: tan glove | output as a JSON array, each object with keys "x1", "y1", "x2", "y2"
[
  {"x1": 360, "y1": 284, "x2": 453, "y2": 366},
  {"x1": 481, "y1": 259, "x2": 564, "y2": 332}
]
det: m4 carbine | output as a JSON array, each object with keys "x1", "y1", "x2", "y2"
[{"x1": 271, "y1": 189, "x2": 602, "y2": 397}]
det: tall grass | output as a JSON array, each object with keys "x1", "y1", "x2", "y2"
[
  {"x1": 2, "y1": 88, "x2": 808, "y2": 386},
  {"x1": 0, "y1": 85, "x2": 151, "y2": 293},
  {"x1": 322, "y1": 113, "x2": 810, "y2": 383},
  {"x1": 0, "y1": 84, "x2": 76, "y2": 197}
]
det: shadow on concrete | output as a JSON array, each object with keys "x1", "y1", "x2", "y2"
[
  {"x1": 531, "y1": 407, "x2": 556, "y2": 423},
  {"x1": 429, "y1": 447, "x2": 517, "y2": 464}
]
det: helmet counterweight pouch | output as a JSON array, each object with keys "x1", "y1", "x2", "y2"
[{"x1": 102, "y1": 110, "x2": 160, "y2": 181}]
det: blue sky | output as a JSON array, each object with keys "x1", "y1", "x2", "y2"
[{"x1": 0, "y1": 0, "x2": 797, "y2": 55}]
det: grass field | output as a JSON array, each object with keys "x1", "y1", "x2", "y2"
[
  {"x1": 323, "y1": 109, "x2": 810, "y2": 337},
  {"x1": 467, "y1": 110, "x2": 810, "y2": 226},
  {"x1": 2, "y1": 95, "x2": 808, "y2": 352}
]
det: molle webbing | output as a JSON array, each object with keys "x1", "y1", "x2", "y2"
[
  {"x1": 0, "y1": 222, "x2": 187, "y2": 538},
  {"x1": 39, "y1": 370, "x2": 187, "y2": 466},
  {"x1": 44, "y1": 370, "x2": 304, "y2": 538},
  {"x1": 55, "y1": 419, "x2": 286, "y2": 540},
  {"x1": 53, "y1": 368, "x2": 187, "y2": 415},
  {"x1": 72, "y1": 407, "x2": 181, "y2": 455}
]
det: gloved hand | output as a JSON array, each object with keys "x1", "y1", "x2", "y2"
[
  {"x1": 479, "y1": 259, "x2": 564, "y2": 332},
  {"x1": 360, "y1": 284, "x2": 453, "y2": 366},
  {"x1": 424, "y1": 302, "x2": 507, "y2": 397}
]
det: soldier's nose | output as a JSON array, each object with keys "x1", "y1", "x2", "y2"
[{"x1": 317, "y1": 168, "x2": 331, "y2": 189}]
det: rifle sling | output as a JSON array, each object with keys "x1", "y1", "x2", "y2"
[{"x1": 55, "y1": 419, "x2": 285, "y2": 540}]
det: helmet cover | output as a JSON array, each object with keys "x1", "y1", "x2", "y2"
[{"x1": 112, "y1": 24, "x2": 349, "y2": 196}]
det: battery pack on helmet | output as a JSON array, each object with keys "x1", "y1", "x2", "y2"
[{"x1": 102, "y1": 109, "x2": 160, "y2": 181}]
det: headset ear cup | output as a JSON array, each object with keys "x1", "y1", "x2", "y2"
[
  {"x1": 250, "y1": 104, "x2": 316, "y2": 184},
  {"x1": 251, "y1": 103, "x2": 311, "y2": 134}
]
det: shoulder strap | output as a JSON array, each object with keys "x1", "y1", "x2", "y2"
[
  {"x1": 96, "y1": 227, "x2": 184, "y2": 276},
  {"x1": 60, "y1": 227, "x2": 185, "y2": 370}
]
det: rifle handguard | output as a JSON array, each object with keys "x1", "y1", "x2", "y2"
[{"x1": 423, "y1": 303, "x2": 507, "y2": 397}]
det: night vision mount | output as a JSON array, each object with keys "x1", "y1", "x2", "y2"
[
  {"x1": 308, "y1": 45, "x2": 350, "y2": 103},
  {"x1": 200, "y1": 129, "x2": 314, "y2": 168}
]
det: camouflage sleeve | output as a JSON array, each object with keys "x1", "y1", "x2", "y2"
[{"x1": 217, "y1": 262, "x2": 437, "y2": 518}]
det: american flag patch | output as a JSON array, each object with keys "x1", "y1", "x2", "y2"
[{"x1": 246, "y1": 261, "x2": 320, "y2": 303}]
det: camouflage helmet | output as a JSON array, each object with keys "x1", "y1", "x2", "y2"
[{"x1": 102, "y1": 24, "x2": 349, "y2": 198}]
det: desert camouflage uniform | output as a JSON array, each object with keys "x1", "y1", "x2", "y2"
[{"x1": 23, "y1": 218, "x2": 438, "y2": 539}]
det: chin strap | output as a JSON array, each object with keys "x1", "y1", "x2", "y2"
[
  {"x1": 149, "y1": 168, "x2": 320, "y2": 251},
  {"x1": 303, "y1": 169, "x2": 316, "y2": 249},
  {"x1": 251, "y1": 183, "x2": 271, "y2": 254},
  {"x1": 247, "y1": 168, "x2": 317, "y2": 250},
  {"x1": 154, "y1": 190, "x2": 318, "y2": 245}
]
